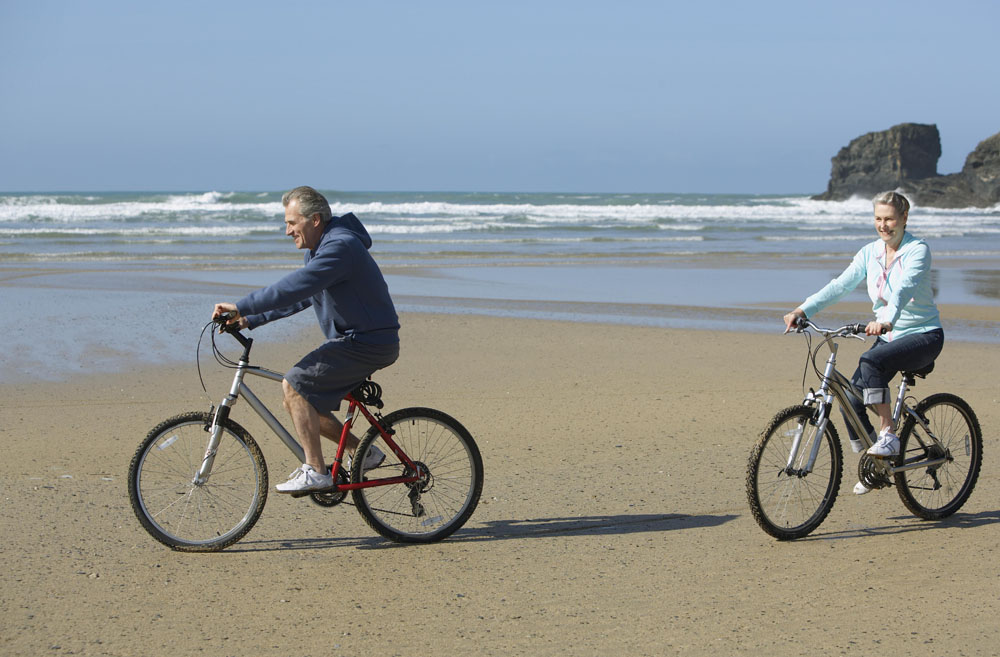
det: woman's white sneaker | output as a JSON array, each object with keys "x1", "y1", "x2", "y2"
[{"x1": 867, "y1": 429, "x2": 899, "y2": 458}]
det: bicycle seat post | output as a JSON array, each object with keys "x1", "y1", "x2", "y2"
[{"x1": 891, "y1": 376, "x2": 911, "y2": 429}]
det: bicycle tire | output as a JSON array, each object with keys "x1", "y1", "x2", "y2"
[
  {"x1": 128, "y1": 411, "x2": 268, "y2": 552},
  {"x1": 747, "y1": 405, "x2": 843, "y2": 540},
  {"x1": 351, "y1": 407, "x2": 483, "y2": 543},
  {"x1": 895, "y1": 393, "x2": 982, "y2": 520}
]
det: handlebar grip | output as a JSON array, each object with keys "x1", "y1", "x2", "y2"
[
  {"x1": 850, "y1": 323, "x2": 866, "y2": 335},
  {"x1": 214, "y1": 312, "x2": 241, "y2": 334}
]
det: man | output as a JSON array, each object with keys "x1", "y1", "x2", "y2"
[{"x1": 213, "y1": 186, "x2": 399, "y2": 494}]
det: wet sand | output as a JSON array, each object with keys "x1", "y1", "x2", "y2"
[{"x1": 1, "y1": 310, "x2": 999, "y2": 656}]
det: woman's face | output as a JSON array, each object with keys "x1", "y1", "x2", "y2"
[{"x1": 874, "y1": 203, "x2": 906, "y2": 248}]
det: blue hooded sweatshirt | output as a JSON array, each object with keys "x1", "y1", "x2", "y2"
[{"x1": 236, "y1": 213, "x2": 399, "y2": 345}]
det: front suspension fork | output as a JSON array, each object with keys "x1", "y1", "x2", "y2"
[{"x1": 193, "y1": 398, "x2": 234, "y2": 485}]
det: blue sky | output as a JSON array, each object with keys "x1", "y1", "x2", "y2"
[{"x1": 1, "y1": 1, "x2": 998, "y2": 193}]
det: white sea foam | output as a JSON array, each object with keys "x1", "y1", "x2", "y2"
[
  {"x1": 0, "y1": 224, "x2": 278, "y2": 237},
  {"x1": 0, "y1": 195, "x2": 282, "y2": 223},
  {"x1": 1, "y1": 193, "x2": 997, "y2": 266},
  {"x1": 2, "y1": 193, "x2": 996, "y2": 233}
]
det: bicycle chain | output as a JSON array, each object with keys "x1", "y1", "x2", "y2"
[
  {"x1": 858, "y1": 454, "x2": 893, "y2": 490},
  {"x1": 308, "y1": 465, "x2": 424, "y2": 518}
]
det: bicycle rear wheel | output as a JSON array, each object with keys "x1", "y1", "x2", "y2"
[
  {"x1": 746, "y1": 405, "x2": 843, "y2": 540},
  {"x1": 128, "y1": 411, "x2": 268, "y2": 551},
  {"x1": 351, "y1": 407, "x2": 483, "y2": 543},
  {"x1": 895, "y1": 393, "x2": 982, "y2": 519}
]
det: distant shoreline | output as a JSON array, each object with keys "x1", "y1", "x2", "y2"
[{"x1": 1, "y1": 258, "x2": 997, "y2": 384}]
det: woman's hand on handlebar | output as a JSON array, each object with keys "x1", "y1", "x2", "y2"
[
  {"x1": 212, "y1": 303, "x2": 248, "y2": 331},
  {"x1": 865, "y1": 321, "x2": 891, "y2": 336},
  {"x1": 783, "y1": 309, "x2": 806, "y2": 334}
]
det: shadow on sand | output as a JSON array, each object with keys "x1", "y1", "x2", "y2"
[
  {"x1": 230, "y1": 512, "x2": 739, "y2": 553},
  {"x1": 798, "y1": 508, "x2": 1000, "y2": 542}
]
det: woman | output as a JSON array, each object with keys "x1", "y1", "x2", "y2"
[{"x1": 783, "y1": 191, "x2": 944, "y2": 495}]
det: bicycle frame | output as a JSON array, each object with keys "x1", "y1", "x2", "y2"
[
  {"x1": 195, "y1": 329, "x2": 422, "y2": 491},
  {"x1": 789, "y1": 323, "x2": 946, "y2": 476}
]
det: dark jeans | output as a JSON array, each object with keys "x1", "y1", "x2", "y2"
[{"x1": 841, "y1": 328, "x2": 944, "y2": 442}]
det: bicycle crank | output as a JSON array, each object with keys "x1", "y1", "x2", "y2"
[
  {"x1": 858, "y1": 454, "x2": 893, "y2": 490},
  {"x1": 308, "y1": 466, "x2": 350, "y2": 507}
]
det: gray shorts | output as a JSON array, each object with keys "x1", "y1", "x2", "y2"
[{"x1": 284, "y1": 339, "x2": 399, "y2": 414}]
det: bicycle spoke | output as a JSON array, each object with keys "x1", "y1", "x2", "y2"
[
  {"x1": 129, "y1": 413, "x2": 267, "y2": 551},
  {"x1": 747, "y1": 406, "x2": 842, "y2": 540}
]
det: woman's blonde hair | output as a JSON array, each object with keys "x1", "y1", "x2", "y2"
[{"x1": 872, "y1": 191, "x2": 910, "y2": 216}]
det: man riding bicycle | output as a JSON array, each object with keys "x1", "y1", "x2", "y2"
[{"x1": 213, "y1": 186, "x2": 400, "y2": 494}]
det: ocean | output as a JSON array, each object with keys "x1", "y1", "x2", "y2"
[
  {"x1": 2, "y1": 190, "x2": 999, "y2": 265},
  {"x1": 1, "y1": 191, "x2": 998, "y2": 381}
]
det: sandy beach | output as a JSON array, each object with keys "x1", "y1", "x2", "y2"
[{"x1": 2, "y1": 307, "x2": 998, "y2": 657}]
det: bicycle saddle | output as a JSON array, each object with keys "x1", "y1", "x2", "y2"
[{"x1": 903, "y1": 361, "x2": 934, "y2": 379}]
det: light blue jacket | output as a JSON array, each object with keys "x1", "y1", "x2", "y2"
[{"x1": 800, "y1": 232, "x2": 941, "y2": 340}]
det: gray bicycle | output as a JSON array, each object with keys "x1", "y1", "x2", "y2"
[
  {"x1": 746, "y1": 318, "x2": 982, "y2": 540},
  {"x1": 128, "y1": 317, "x2": 483, "y2": 551}
]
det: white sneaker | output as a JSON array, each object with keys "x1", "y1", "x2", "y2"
[
  {"x1": 848, "y1": 439, "x2": 865, "y2": 454},
  {"x1": 867, "y1": 429, "x2": 900, "y2": 458},
  {"x1": 346, "y1": 445, "x2": 386, "y2": 472},
  {"x1": 853, "y1": 481, "x2": 872, "y2": 495},
  {"x1": 275, "y1": 464, "x2": 333, "y2": 494}
]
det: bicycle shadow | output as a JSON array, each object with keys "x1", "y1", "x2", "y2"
[
  {"x1": 231, "y1": 512, "x2": 738, "y2": 553},
  {"x1": 799, "y1": 508, "x2": 1000, "y2": 542},
  {"x1": 448, "y1": 512, "x2": 738, "y2": 544}
]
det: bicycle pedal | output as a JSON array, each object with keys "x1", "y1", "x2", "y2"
[{"x1": 288, "y1": 486, "x2": 336, "y2": 499}]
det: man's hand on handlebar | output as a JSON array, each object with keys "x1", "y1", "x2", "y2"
[{"x1": 212, "y1": 303, "x2": 248, "y2": 332}]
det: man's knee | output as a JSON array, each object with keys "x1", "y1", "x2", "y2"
[{"x1": 282, "y1": 379, "x2": 302, "y2": 410}]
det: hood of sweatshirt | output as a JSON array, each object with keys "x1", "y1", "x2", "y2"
[{"x1": 325, "y1": 212, "x2": 372, "y2": 249}]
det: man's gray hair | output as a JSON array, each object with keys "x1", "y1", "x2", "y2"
[
  {"x1": 872, "y1": 190, "x2": 910, "y2": 216},
  {"x1": 282, "y1": 186, "x2": 333, "y2": 223}
]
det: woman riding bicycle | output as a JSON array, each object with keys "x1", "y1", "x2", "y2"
[{"x1": 783, "y1": 191, "x2": 944, "y2": 495}]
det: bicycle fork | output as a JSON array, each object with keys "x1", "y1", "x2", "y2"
[
  {"x1": 193, "y1": 359, "x2": 248, "y2": 486},
  {"x1": 786, "y1": 348, "x2": 841, "y2": 476}
]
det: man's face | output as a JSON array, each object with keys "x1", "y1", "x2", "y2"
[{"x1": 284, "y1": 199, "x2": 324, "y2": 251}]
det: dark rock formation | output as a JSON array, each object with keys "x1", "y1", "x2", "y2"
[{"x1": 814, "y1": 123, "x2": 1000, "y2": 208}]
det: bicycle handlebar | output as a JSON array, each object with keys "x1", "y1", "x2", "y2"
[
  {"x1": 792, "y1": 317, "x2": 866, "y2": 337},
  {"x1": 213, "y1": 312, "x2": 253, "y2": 349}
]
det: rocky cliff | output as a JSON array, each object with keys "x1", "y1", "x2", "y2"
[{"x1": 814, "y1": 123, "x2": 1000, "y2": 208}]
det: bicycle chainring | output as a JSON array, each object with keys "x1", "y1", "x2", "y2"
[
  {"x1": 309, "y1": 466, "x2": 349, "y2": 507},
  {"x1": 858, "y1": 454, "x2": 893, "y2": 490}
]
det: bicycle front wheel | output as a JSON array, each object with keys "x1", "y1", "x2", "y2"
[
  {"x1": 351, "y1": 408, "x2": 483, "y2": 543},
  {"x1": 895, "y1": 393, "x2": 983, "y2": 520},
  {"x1": 128, "y1": 411, "x2": 268, "y2": 551},
  {"x1": 747, "y1": 405, "x2": 843, "y2": 540}
]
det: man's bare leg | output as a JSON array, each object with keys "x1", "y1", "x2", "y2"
[{"x1": 283, "y1": 380, "x2": 360, "y2": 472}]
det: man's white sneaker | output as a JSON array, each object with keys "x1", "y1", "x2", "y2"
[
  {"x1": 275, "y1": 464, "x2": 333, "y2": 494},
  {"x1": 867, "y1": 429, "x2": 900, "y2": 458},
  {"x1": 848, "y1": 438, "x2": 865, "y2": 454},
  {"x1": 853, "y1": 481, "x2": 872, "y2": 495},
  {"x1": 346, "y1": 445, "x2": 386, "y2": 472}
]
